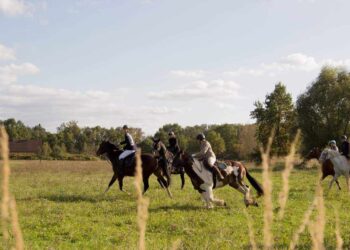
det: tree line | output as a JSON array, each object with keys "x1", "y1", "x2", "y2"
[
  {"x1": 2, "y1": 66, "x2": 349, "y2": 160},
  {"x1": 1, "y1": 119, "x2": 257, "y2": 160}
]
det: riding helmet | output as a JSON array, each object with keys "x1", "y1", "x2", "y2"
[
  {"x1": 168, "y1": 131, "x2": 175, "y2": 136},
  {"x1": 123, "y1": 125, "x2": 128, "y2": 130},
  {"x1": 341, "y1": 135, "x2": 348, "y2": 140},
  {"x1": 196, "y1": 133, "x2": 205, "y2": 141}
]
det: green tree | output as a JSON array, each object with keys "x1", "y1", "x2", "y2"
[
  {"x1": 206, "y1": 130, "x2": 226, "y2": 158},
  {"x1": 297, "y1": 67, "x2": 350, "y2": 152},
  {"x1": 251, "y1": 82, "x2": 297, "y2": 156},
  {"x1": 41, "y1": 142, "x2": 52, "y2": 158}
]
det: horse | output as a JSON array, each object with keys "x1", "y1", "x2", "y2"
[
  {"x1": 319, "y1": 149, "x2": 350, "y2": 191},
  {"x1": 152, "y1": 138, "x2": 185, "y2": 189},
  {"x1": 173, "y1": 151, "x2": 264, "y2": 208},
  {"x1": 305, "y1": 147, "x2": 341, "y2": 190},
  {"x1": 96, "y1": 141, "x2": 172, "y2": 197}
]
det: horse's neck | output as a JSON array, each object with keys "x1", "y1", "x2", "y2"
[{"x1": 106, "y1": 149, "x2": 122, "y2": 162}]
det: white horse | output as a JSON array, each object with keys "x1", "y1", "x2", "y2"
[
  {"x1": 173, "y1": 152, "x2": 264, "y2": 209},
  {"x1": 319, "y1": 149, "x2": 350, "y2": 191}
]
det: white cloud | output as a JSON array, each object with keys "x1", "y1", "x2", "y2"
[
  {"x1": 0, "y1": 63, "x2": 40, "y2": 84},
  {"x1": 148, "y1": 79, "x2": 240, "y2": 100},
  {"x1": 0, "y1": 44, "x2": 16, "y2": 61},
  {"x1": 224, "y1": 68, "x2": 264, "y2": 76},
  {"x1": 225, "y1": 53, "x2": 350, "y2": 77},
  {"x1": 170, "y1": 70, "x2": 206, "y2": 78},
  {"x1": 0, "y1": 0, "x2": 30, "y2": 16}
]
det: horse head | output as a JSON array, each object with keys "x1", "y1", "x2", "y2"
[
  {"x1": 152, "y1": 138, "x2": 161, "y2": 152},
  {"x1": 306, "y1": 147, "x2": 321, "y2": 160},
  {"x1": 319, "y1": 149, "x2": 340, "y2": 162},
  {"x1": 96, "y1": 141, "x2": 119, "y2": 156}
]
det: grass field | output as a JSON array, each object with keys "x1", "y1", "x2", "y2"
[{"x1": 3, "y1": 160, "x2": 350, "y2": 249}]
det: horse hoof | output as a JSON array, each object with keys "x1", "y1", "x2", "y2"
[
  {"x1": 223, "y1": 202, "x2": 227, "y2": 207},
  {"x1": 255, "y1": 203, "x2": 259, "y2": 207}
]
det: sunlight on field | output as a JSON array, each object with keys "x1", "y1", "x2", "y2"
[{"x1": 1, "y1": 160, "x2": 349, "y2": 249}]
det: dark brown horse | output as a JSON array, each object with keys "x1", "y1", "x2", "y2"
[
  {"x1": 173, "y1": 151, "x2": 263, "y2": 208},
  {"x1": 306, "y1": 147, "x2": 341, "y2": 190},
  {"x1": 152, "y1": 138, "x2": 185, "y2": 189},
  {"x1": 96, "y1": 141, "x2": 172, "y2": 197}
]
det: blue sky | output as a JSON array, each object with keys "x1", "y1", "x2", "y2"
[{"x1": 1, "y1": 0, "x2": 350, "y2": 134}]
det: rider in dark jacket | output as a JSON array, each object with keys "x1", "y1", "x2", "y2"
[
  {"x1": 167, "y1": 131, "x2": 180, "y2": 155},
  {"x1": 120, "y1": 125, "x2": 137, "y2": 151},
  {"x1": 340, "y1": 135, "x2": 350, "y2": 159}
]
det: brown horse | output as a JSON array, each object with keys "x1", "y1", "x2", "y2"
[
  {"x1": 305, "y1": 147, "x2": 341, "y2": 190},
  {"x1": 173, "y1": 151, "x2": 263, "y2": 208},
  {"x1": 96, "y1": 141, "x2": 172, "y2": 197},
  {"x1": 152, "y1": 138, "x2": 185, "y2": 189}
]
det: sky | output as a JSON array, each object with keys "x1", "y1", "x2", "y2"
[{"x1": 0, "y1": 0, "x2": 350, "y2": 134}]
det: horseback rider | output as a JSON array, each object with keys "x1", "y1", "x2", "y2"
[
  {"x1": 193, "y1": 133, "x2": 224, "y2": 180},
  {"x1": 329, "y1": 140, "x2": 339, "y2": 152},
  {"x1": 118, "y1": 125, "x2": 137, "y2": 173},
  {"x1": 167, "y1": 131, "x2": 180, "y2": 155},
  {"x1": 340, "y1": 135, "x2": 349, "y2": 159}
]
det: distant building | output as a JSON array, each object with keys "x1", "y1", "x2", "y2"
[{"x1": 9, "y1": 140, "x2": 42, "y2": 154}]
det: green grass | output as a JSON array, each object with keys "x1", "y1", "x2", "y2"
[{"x1": 3, "y1": 160, "x2": 350, "y2": 249}]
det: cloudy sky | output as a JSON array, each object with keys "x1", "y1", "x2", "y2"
[{"x1": 1, "y1": 0, "x2": 350, "y2": 134}]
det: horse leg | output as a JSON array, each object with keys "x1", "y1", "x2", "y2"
[
  {"x1": 104, "y1": 174, "x2": 118, "y2": 193},
  {"x1": 118, "y1": 176, "x2": 127, "y2": 193},
  {"x1": 329, "y1": 176, "x2": 336, "y2": 191},
  {"x1": 143, "y1": 176, "x2": 150, "y2": 194},
  {"x1": 154, "y1": 172, "x2": 173, "y2": 198},
  {"x1": 157, "y1": 178, "x2": 165, "y2": 189},
  {"x1": 201, "y1": 188, "x2": 213, "y2": 209},
  {"x1": 180, "y1": 172, "x2": 185, "y2": 189},
  {"x1": 335, "y1": 179, "x2": 342, "y2": 190}
]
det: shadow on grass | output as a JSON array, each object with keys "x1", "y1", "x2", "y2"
[
  {"x1": 149, "y1": 203, "x2": 229, "y2": 212},
  {"x1": 36, "y1": 193, "x2": 134, "y2": 203}
]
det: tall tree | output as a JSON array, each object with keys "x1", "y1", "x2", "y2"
[
  {"x1": 297, "y1": 67, "x2": 350, "y2": 152},
  {"x1": 251, "y1": 82, "x2": 297, "y2": 156},
  {"x1": 206, "y1": 130, "x2": 226, "y2": 158}
]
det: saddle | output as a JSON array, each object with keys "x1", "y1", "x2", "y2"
[{"x1": 121, "y1": 153, "x2": 135, "y2": 169}]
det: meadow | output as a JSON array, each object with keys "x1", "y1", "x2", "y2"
[{"x1": 2, "y1": 160, "x2": 350, "y2": 249}]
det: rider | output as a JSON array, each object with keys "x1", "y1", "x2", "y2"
[
  {"x1": 340, "y1": 135, "x2": 349, "y2": 159},
  {"x1": 193, "y1": 133, "x2": 224, "y2": 180},
  {"x1": 167, "y1": 131, "x2": 180, "y2": 155},
  {"x1": 118, "y1": 125, "x2": 137, "y2": 172},
  {"x1": 329, "y1": 140, "x2": 339, "y2": 152}
]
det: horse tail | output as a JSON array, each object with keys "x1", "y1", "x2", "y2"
[{"x1": 245, "y1": 167, "x2": 264, "y2": 197}]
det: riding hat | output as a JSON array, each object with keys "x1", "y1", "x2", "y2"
[
  {"x1": 329, "y1": 140, "x2": 336, "y2": 145},
  {"x1": 341, "y1": 135, "x2": 347, "y2": 140},
  {"x1": 168, "y1": 131, "x2": 175, "y2": 136},
  {"x1": 196, "y1": 133, "x2": 205, "y2": 141},
  {"x1": 123, "y1": 125, "x2": 128, "y2": 130}
]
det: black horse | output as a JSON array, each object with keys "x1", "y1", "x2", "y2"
[
  {"x1": 96, "y1": 141, "x2": 172, "y2": 197},
  {"x1": 152, "y1": 138, "x2": 185, "y2": 189}
]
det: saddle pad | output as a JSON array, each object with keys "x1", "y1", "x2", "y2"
[{"x1": 217, "y1": 161, "x2": 228, "y2": 170}]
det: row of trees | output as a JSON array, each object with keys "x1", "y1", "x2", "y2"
[
  {"x1": 1, "y1": 119, "x2": 257, "y2": 160},
  {"x1": 251, "y1": 66, "x2": 350, "y2": 155},
  {"x1": 3, "y1": 66, "x2": 349, "y2": 160}
]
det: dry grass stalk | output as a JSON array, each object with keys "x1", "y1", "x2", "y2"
[
  {"x1": 170, "y1": 239, "x2": 182, "y2": 250},
  {"x1": 9, "y1": 197, "x2": 24, "y2": 250},
  {"x1": 278, "y1": 130, "x2": 301, "y2": 219},
  {"x1": 308, "y1": 180, "x2": 325, "y2": 250},
  {"x1": 244, "y1": 209, "x2": 257, "y2": 250},
  {"x1": 134, "y1": 149, "x2": 149, "y2": 250},
  {"x1": 289, "y1": 199, "x2": 316, "y2": 250},
  {"x1": 1, "y1": 126, "x2": 10, "y2": 243},
  {"x1": 260, "y1": 134, "x2": 274, "y2": 250},
  {"x1": 334, "y1": 207, "x2": 343, "y2": 250}
]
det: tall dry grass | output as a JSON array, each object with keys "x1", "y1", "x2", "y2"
[
  {"x1": 244, "y1": 209, "x2": 257, "y2": 250},
  {"x1": 278, "y1": 130, "x2": 301, "y2": 219},
  {"x1": 334, "y1": 207, "x2": 343, "y2": 250},
  {"x1": 134, "y1": 149, "x2": 149, "y2": 250},
  {"x1": 1, "y1": 126, "x2": 24, "y2": 250},
  {"x1": 260, "y1": 135, "x2": 274, "y2": 250},
  {"x1": 308, "y1": 180, "x2": 325, "y2": 250}
]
